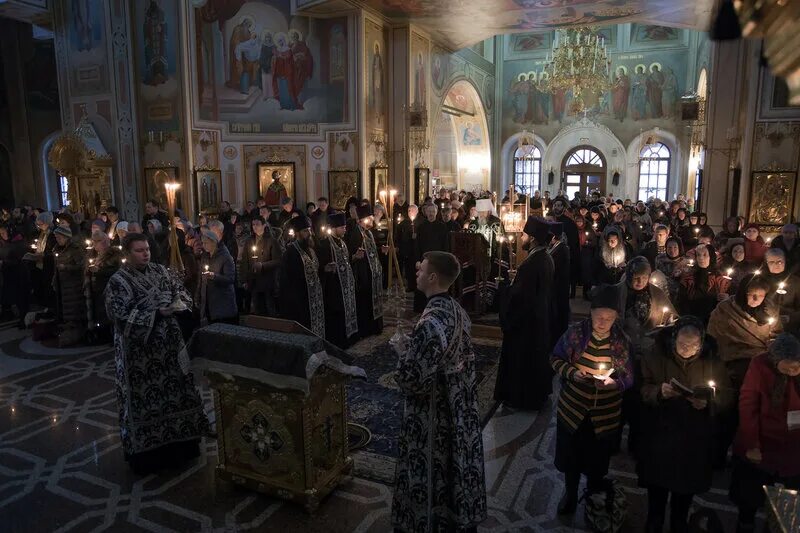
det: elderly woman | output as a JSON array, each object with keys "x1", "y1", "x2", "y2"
[
  {"x1": 550, "y1": 284, "x2": 633, "y2": 514},
  {"x1": 677, "y1": 244, "x2": 731, "y2": 325},
  {"x1": 197, "y1": 230, "x2": 238, "y2": 325},
  {"x1": 52, "y1": 225, "x2": 87, "y2": 346},
  {"x1": 638, "y1": 316, "x2": 732, "y2": 532},
  {"x1": 771, "y1": 223, "x2": 800, "y2": 272},
  {"x1": 655, "y1": 237, "x2": 691, "y2": 301},
  {"x1": 719, "y1": 238, "x2": 748, "y2": 294},
  {"x1": 84, "y1": 231, "x2": 123, "y2": 339},
  {"x1": 761, "y1": 248, "x2": 800, "y2": 333},
  {"x1": 730, "y1": 333, "x2": 800, "y2": 532}
]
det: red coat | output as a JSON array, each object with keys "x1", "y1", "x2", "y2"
[
  {"x1": 734, "y1": 354, "x2": 800, "y2": 477},
  {"x1": 743, "y1": 237, "x2": 768, "y2": 267}
]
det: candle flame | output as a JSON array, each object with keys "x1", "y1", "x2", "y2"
[
  {"x1": 768, "y1": 317, "x2": 776, "y2": 325},
  {"x1": 708, "y1": 380, "x2": 715, "y2": 388}
]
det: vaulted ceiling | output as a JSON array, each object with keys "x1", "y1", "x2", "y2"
[{"x1": 349, "y1": 0, "x2": 718, "y2": 50}]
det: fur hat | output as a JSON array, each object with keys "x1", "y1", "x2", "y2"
[{"x1": 289, "y1": 216, "x2": 311, "y2": 231}]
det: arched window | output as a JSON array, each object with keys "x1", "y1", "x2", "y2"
[
  {"x1": 513, "y1": 145, "x2": 542, "y2": 194},
  {"x1": 638, "y1": 142, "x2": 671, "y2": 201},
  {"x1": 58, "y1": 174, "x2": 70, "y2": 208},
  {"x1": 565, "y1": 147, "x2": 604, "y2": 167}
]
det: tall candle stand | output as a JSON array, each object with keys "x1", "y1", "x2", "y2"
[
  {"x1": 164, "y1": 182, "x2": 184, "y2": 273},
  {"x1": 382, "y1": 189, "x2": 408, "y2": 346}
]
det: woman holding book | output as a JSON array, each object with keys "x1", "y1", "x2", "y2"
[{"x1": 638, "y1": 316, "x2": 732, "y2": 532}]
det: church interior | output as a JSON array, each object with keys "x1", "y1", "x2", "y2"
[{"x1": 1, "y1": 0, "x2": 800, "y2": 532}]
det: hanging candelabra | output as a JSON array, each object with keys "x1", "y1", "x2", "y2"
[{"x1": 543, "y1": 26, "x2": 612, "y2": 113}]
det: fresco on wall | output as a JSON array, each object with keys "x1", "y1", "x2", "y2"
[
  {"x1": 632, "y1": 25, "x2": 681, "y2": 43},
  {"x1": 135, "y1": 0, "x2": 182, "y2": 133},
  {"x1": 411, "y1": 33, "x2": 429, "y2": 108},
  {"x1": 501, "y1": 45, "x2": 688, "y2": 146},
  {"x1": 194, "y1": 0, "x2": 349, "y2": 135},
  {"x1": 365, "y1": 19, "x2": 388, "y2": 132},
  {"x1": 66, "y1": 0, "x2": 109, "y2": 96}
]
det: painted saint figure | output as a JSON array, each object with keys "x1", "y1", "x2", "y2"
[
  {"x1": 661, "y1": 66, "x2": 678, "y2": 119},
  {"x1": 510, "y1": 73, "x2": 529, "y2": 123},
  {"x1": 271, "y1": 32, "x2": 298, "y2": 110},
  {"x1": 259, "y1": 31, "x2": 275, "y2": 101},
  {"x1": 264, "y1": 170, "x2": 288, "y2": 207},
  {"x1": 235, "y1": 33, "x2": 262, "y2": 94},
  {"x1": 143, "y1": 0, "x2": 167, "y2": 86},
  {"x1": 227, "y1": 16, "x2": 255, "y2": 89},
  {"x1": 631, "y1": 64, "x2": 648, "y2": 121},
  {"x1": 370, "y1": 42, "x2": 384, "y2": 123},
  {"x1": 414, "y1": 52, "x2": 426, "y2": 106},
  {"x1": 612, "y1": 66, "x2": 630, "y2": 122},
  {"x1": 290, "y1": 30, "x2": 313, "y2": 110},
  {"x1": 647, "y1": 63, "x2": 665, "y2": 119}
]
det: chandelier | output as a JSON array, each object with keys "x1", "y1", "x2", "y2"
[{"x1": 543, "y1": 26, "x2": 611, "y2": 113}]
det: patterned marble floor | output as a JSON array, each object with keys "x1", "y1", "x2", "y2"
[{"x1": 0, "y1": 304, "x2": 745, "y2": 533}]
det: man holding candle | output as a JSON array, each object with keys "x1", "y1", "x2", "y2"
[
  {"x1": 638, "y1": 316, "x2": 732, "y2": 532},
  {"x1": 241, "y1": 216, "x2": 281, "y2": 317},
  {"x1": 317, "y1": 213, "x2": 358, "y2": 348}
]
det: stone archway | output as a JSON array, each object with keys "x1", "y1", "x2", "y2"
[{"x1": 431, "y1": 79, "x2": 491, "y2": 194}]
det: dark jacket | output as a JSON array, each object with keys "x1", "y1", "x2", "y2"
[
  {"x1": 241, "y1": 233, "x2": 282, "y2": 293},
  {"x1": 638, "y1": 323, "x2": 733, "y2": 493},
  {"x1": 198, "y1": 245, "x2": 237, "y2": 321}
]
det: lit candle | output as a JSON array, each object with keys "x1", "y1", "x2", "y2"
[
  {"x1": 724, "y1": 268, "x2": 733, "y2": 280},
  {"x1": 288, "y1": 229, "x2": 295, "y2": 237},
  {"x1": 754, "y1": 269, "x2": 762, "y2": 276},
  {"x1": 592, "y1": 222, "x2": 598, "y2": 230},
  {"x1": 768, "y1": 317, "x2": 776, "y2": 326},
  {"x1": 661, "y1": 306, "x2": 669, "y2": 326},
  {"x1": 585, "y1": 231, "x2": 589, "y2": 236},
  {"x1": 85, "y1": 239, "x2": 92, "y2": 249},
  {"x1": 31, "y1": 243, "x2": 37, "y2": 250},
  {"x1": 55, "y1": 253, "x2": 59, "y2": 258},
  {"x1": 694, "y1": 228, "x2": 700, "y2": 235},
  {"x1": 766, "y1": 237, "x2": 772, "y2": 244},
  {"x1": 326, "y1": 228, "x2": 332, "y2": 235},
  {"x1": 121, "y1": 258, "x2": 126, "y2": 264},
  {"x1": 89, "y1": 258, "x2": 94, "y2": 265},
  {"x1": 708, "y1": 380, "x2": 716, "y2": 398},
  {"x1": 251, "y1": 245, "x2": 257, "y2": 258},
  {"x1": 117, "y1": 245, "x2": 122, "y2": 250},
  {"x1": 595, "y1": 363, "x2": 609, "y2": 380},
  {"x1": 204, "y1": 264, "x2": 209, "y2": 273},
  {"x1": 777, "y1": 281, "x2": 787, "y2": 295}
]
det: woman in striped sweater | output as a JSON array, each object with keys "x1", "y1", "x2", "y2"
[{"x1": 551, "y1": 283, "x2": 634, "y2": 515}]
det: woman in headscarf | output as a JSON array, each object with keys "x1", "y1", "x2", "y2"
[
  {"x1": 656, "y1": 236, "x2": 691, "y2": 302},
  {"x1": 718, "y1": 238, "x2": 748, "y2": 294},
  {"x1": 729, "y1": 332, "x2": 800, "y2": 533},
  {"x1": 670, "y1": 207, "x2": 689, "y2": 237},
  {"x1": 550, "y1": 284, "x2": 633, "y2": 515},
  {"x1": 638, "y1": 316, "x2": 732, "y2": 532},
  {"x1": 575, "y1": 216, "x2": 598, "y2": 299},
  {"x1": 588, "y1": 206, "x2": 607, "y2": 234},
  {"x1": 677, "y1": 244, "x2": 731, "y2": 324},
  {"x1": 715, "y1": 216, "x2": 743, "y2": 250},
  {"x1": 592, "y1": 226, "x2": 632, "y2": 286},
  {"x1": 742, "y1": 223, "x2": 768, "y2": 268},
  {"x1": 678, "y1": 212, "x2": 701, "y2": 249}
]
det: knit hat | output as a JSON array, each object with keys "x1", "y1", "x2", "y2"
[
  {"x1": 328, "y1": 212, "x2": 346, "y2": 228},
  {"x1": 91, "y1": 219, "x2": 107, "y2": 232},
  {"x1": 201, "y1": 229, "x2": 219, "y2": 243},
  {"x1": 36, "y1": 212, "x2": 53, "y2": 225},
  {"x1": 590, "y1": 284, "x2": 620, "y2": 312},
  {"x1": 523, "y1": 216, "x2": 549, "y2": 244},
  {"x1": 116, "y1": 221, "x2": 129, "y2": 233},
  {"x1": 768, "y1": 333, "x2": 800, "y2": 364},
  {"x1": 356, "y1": 205, "x2": 372, "y2": 220},
  {"x1": 289, "y1": 216, "x2": 311, "y2": 231},
  {"x1": 54, "y1": 226, "x2": 72, "y2": 238}
]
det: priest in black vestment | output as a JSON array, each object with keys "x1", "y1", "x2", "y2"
[
  {"x1": 345, "y1": 205, "x2": 384, "y2": 338},
  {"x1": 547, "y1": 221, "x2": 571, "y2": 347},
  {"x1": 317, "y1": 213, "x2": 359, "y2": 348},
  {"x1": 495, "y1": 216, "x2": 555, "y2": 410},
  {"x1": 278, "y1": 217, "x2": 325, "y2": 338},
  {"x1": 551, "y1": 197, "x2": 581, "y2": 298},
  {"x1": 413, "y1": 203, "x2": 451, "y2": 311}
]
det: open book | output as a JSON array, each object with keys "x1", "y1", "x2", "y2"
[{"x1": 669, "y1": 378, "x2": 713, "y2": 400}]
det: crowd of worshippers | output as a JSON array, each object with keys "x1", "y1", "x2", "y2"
[
  {"x1": 488, "y1": 194, "x2": 800, "y2": 533},
  {"x1": 2, "y1": 190, "x2": 800, "y2": 529}
]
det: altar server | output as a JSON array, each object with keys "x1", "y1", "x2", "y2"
[
  {"x1": 105, "y1": 233, "x2": 209, "y2": 473},
  {"x1": 392, "y1": 251, "x2": 487, "y2": 533},
  {"x1": 494, "y1": 216, "x2": 555, "y2": 410},
  {"x1": 317, "y1": 213, "x2": 358, "y2": 348}
]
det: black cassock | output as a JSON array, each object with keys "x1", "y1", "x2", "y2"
[
  {"x1": 548, "y1": 239, "x2": 571, "y2": 348},
  {"x1": 317, "y1": 236, "x2": 359, "y2": 348},
  {"x1": 556, "y1": 214, "x2": 581, "y2": 294},
  {"x1": 396, "y1": 217, "x2": 419, "y2": 291},
  {"x1": 495, "y1": 245, "x2": 555, "y2": 410},
  {"x1": 345, "y1": 224, "x2": 383, "y2": 338},
  {"x1": 413, "y1": 219, "x2": 450, "y2": 311},
  {"x1": 278, "y1": 242, "x2": 325, "y2": 337}
]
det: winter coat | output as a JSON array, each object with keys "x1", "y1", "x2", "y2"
[
  {"x1": 241, "y1": 233, "x2": 282, "y2": 293},
  {"x1": 53, "y1": 241, "x2": 86, "y2": 324},
  {"x1": 743, "y1": 237, "x2": 768, "y2": 267},
  {"x1": 638, "y1": 327, "x2": 733, "y2": 493},
  {"x1": 677, "y1": 267, "x2": 732, "y2": 324},
  {"x1": 615, "y1": 279, "x2": 676, "y2": 360},
  {"x1": 733, "y1": 353, "x2": 800, "y2": 477},
  {"x1": 197, "y1": 245, "x2": 237, "y2": 321}
]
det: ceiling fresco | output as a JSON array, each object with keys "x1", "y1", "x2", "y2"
[{"x1": 347, "y1": 0, "x2": 715, "y2": 49}]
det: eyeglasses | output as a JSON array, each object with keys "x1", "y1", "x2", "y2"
[{"x1": 766, "y1": 260, "x2": 785, "y2": 265}]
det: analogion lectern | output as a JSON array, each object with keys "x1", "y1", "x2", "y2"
[{"x1": 188, "y1": 317, "x2": 366, "y2": 513}]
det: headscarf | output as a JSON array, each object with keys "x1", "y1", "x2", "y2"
[
  {"x1": 767, "y1": 333, "x2": 800, "y2": 408},
  {"x1": 670, "y1": 315, "x2": 706, "y2": 366},
  {"x1": 625, "y1": 256, "x2": 652, "y2": 324},
  {"x1": 734, "y1": 274, "x2": 772, "y2": 325},
  {"x1": 692, "y1": 243, "x2": 717, "y2": 292}
]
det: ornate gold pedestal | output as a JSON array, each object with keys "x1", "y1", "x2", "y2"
[{"x1": 209, "y1": 367, "x2": 352, "y2": 513}]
